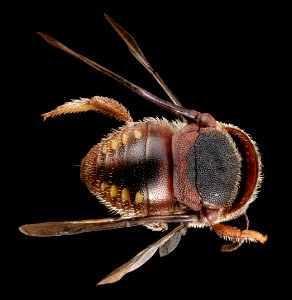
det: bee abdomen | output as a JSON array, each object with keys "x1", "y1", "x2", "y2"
[{"x1": 81, "y1": 120, "x2": 175, "y2": 217}]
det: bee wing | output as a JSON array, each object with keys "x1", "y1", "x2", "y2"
[
  {"x1": 97, "y1": 223, "x2": 188, "y2": 285},
  {"x1": 104, "y1": 14, "x2": 183, "y2": 109},
  {"x1": 19, "y1": 215, "x2": 195, "y2": 237},
  {"x1": 159, "y1": 227, "x2": 187, "y2": 257},
  {"x1": 37, "y1": 32, "x2": 198, "y2": 121}
]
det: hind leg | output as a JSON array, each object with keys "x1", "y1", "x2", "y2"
[{"x1": 42, "y1": 96, "x2": 133, "y2": 123}]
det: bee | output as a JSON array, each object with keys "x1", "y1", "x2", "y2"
[{"x1": 19, "y1": 14, "x2": 267, "y2": 285}]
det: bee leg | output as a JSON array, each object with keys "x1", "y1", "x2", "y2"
[
  {"x1": 41, "y1": 96, "x2": 133, "y2": 123},
  {"x1": 218, "y1": 214, "x2": 249, "y2": 252},
  {"x1": 212, "y1": 223, "x2": 268, "y2": 245}
]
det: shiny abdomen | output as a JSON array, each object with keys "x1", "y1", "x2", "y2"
[{"x1": 80, "y1": 120, "x2": 175, "y2": 217}]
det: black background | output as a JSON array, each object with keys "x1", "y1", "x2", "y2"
[{"x1": 9, "y1": 1, "x2": 286, "y2": 298}]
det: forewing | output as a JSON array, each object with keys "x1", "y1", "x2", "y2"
[
  {"x1": 37, "y1": 32, "x2": 197, "y2": 121},
  {"x1": 19, "y1": 215, "x2": 195, "y2": 237},
  {"x1": 97, "y1": 223, "x2": 188, "y2": 285},
  {"x1": 104, "y1": 14, "x2": 183, "y2": 109}
]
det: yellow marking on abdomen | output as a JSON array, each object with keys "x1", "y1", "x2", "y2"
[
  {"x1": 121, "y1": 188, "x2": 131, "y2": 203},
  {"x1": 134, "y1": 130, "x2": 142, "y2": 139},
  {"x1": 101, "y1": 182, "x2": 108, "y2": 192},
  {"x1": 122, "y1": 133, "x2": 129, "y2": 144},
  {"x1": 111, "y1": 139, "x2": 118, "y2": 150},
  {"x1": 102, "y1": 144, "x2": 108, "y2": 154},
  {"x1": 110, "y1": 184, "x2": 119, "y2": 198},
  {"x1": 135, "y1": 191, "x2": 143, "y2": 204}
]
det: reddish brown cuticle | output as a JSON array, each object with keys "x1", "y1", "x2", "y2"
[{"x1": 197, "y1": 113, "x2": 217, "y2": 128}]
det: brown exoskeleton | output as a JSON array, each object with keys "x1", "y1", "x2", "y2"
[{"x1": 19, "y1": 14, "x2": 267, "y2": 285}]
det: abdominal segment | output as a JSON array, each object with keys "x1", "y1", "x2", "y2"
[{"x1": 80, "y1": 120, "x2": 175, "y2": 218}]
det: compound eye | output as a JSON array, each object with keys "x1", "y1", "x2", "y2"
[{"x1": 186, "y1": 128, "x2": 242, "y2": 208}]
